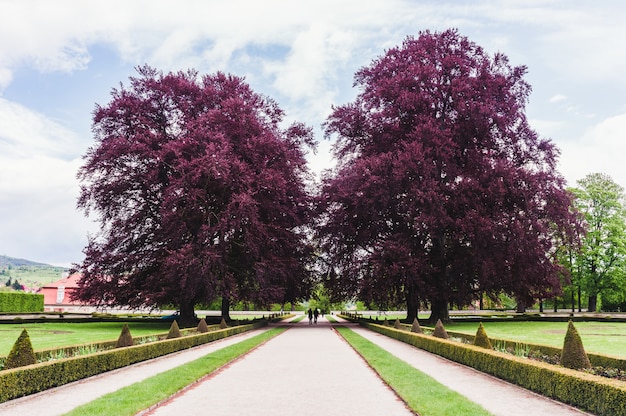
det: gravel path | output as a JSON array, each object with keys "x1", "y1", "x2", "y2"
[
  {"x1": 144, "y1": 317, "x2": 413, "y2": 416},
  {"x1": 345, "y1": 320, "x2": 591, "y2": 416}
]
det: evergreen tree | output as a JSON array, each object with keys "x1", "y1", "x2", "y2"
[
  {"x1": 432, "y1": 319, "x2": 450, "y2": 339},
  {"x1": 197, "y1": 318, "x2": 209, "y2": 333},
  {"x1": 473, "y1": 323, "x2": 493, "y2": 349},
  {"x1": 116, "y1": 323, "x2": 134, "y2": 348},
  {"x1": 166, "y1": 320, "x2": 181, "y2": 339},
  {"x1": 5, "y1": 329, "x2": 37, "y2": 369}
]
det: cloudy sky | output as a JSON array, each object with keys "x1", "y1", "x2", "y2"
[{"x1": 1, "y1": 0, "x2": 625, "y2": 267}]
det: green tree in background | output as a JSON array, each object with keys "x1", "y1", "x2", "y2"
[{"x1": 571, "y1": 173, "x2": 626, "y2": 312}]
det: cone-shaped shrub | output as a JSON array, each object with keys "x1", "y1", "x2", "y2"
[
  {"x1": 383, "y1": 318, "x2": 390, "y2": 326},
  {"x1": 4, "y1": 329, "x2": 37, "y2": 369},
  {"x1": 197, "y1": 318, "x2": 209, "y2": 333},
  {"x1": 219, "y1": 318, "x2": 228, "y2": 329},
  {"x1": 473, "y1": 322, "x2": 493, "y2": 349},
  {"x1": 432, "y1": 319, "x2": 449, "y2": 339},
  {"x1": 411, "y1": 317, "x2": 423, "y2": 334},
  {"x1": 116, "y1": 323, "x2": 134, "y2": 348},
  {"x1": 167, "y1": 320, "x2": 181, "y2": 339},
  {"x1": 393, "y1": 319, "x2": 401, "y2": 329},
  {"x1": 561, "y1": 320, "x2": 591, "y2": 369}
]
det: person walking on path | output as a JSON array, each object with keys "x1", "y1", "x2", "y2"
[
  {"x1": 307, "y1": 308, "x2": 313, "y2": 325},
  {"x1": 313, "y1": 308, "x2": 319, "y2": 324}
]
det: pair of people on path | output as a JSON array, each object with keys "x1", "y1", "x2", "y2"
[{"x1": 307, "y1": 308, "x2": 319, "y2": 324}]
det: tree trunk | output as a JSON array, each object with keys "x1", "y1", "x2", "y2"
[
  {"x1": 516, "y1": 301, "x2": 526, "y2": 313},
  {"x1": 588, "y1": 294, "x2": 598, "y2": 312},
  {"x1": 178, "y1": 299, "x2": 196, "y2": 328},
  {"x1": 405, "y1": 290, "x2": 419, "y2": 323},
  {"x1": 221, "y1": 296, "x2": 231, "y2": 321},
  {"x1": 428, "y1": 298, "x2": 449, "y2": 324}
]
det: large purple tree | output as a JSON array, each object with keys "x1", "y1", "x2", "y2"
[
  {"x1": 317, "y1": 29, "x2": 577, "y2": 323},
  {"x1": 75, "y1": 66, "x2": 315, "y2": 324}
]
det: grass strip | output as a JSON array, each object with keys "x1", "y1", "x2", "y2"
[
  {"x1": 335, "y1": 327, "x2": 493, "y2": 416},
  {"x1": 63, "y1": 327, "x2": 285, "y2": 416},
  {"x1": 290, "y1": 315, "x2": 306, "y2": 323}
]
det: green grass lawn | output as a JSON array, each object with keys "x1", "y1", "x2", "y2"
[
  {"x1": 446, "y1": 321, "x2": 626, "y2": 357},
  {"x1": 0, "y1": 322, "x2": 172, "y2": 355}
]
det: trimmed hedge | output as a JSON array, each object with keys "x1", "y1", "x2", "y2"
[
  {"x1": 363, "y1": 322, "x2": 626, "y2": 416},
  {"x1": 394, "y1": 322, "x2": 626, "y2": 371},
  {"x1": 0, "y1": 292, "x2": 44, "y2": 313},
  {"x1": 0, "y1": 324, "x2": 222, "y2": 369},
  {"x1": 0, "y1": 321, "x2": 266, "y2": 403}
]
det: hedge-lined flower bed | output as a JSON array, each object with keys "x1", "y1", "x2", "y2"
[
  {"x1": 0, "y1": 324, "x2": 223, "y2": 370},
  {"x1": 362, "y1": 322, "x2": 626, "y2": 416},
  {"x1": 0, "y1": 321, "x2": 266, "y2": 403}
]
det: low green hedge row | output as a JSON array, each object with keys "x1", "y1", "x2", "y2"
[
  {"x1": 0, "y1": 292, "x2": 44, "y2": 313},
  {"x1": 0, "y1": 321, "x2": 266, "y2": 403},
  {"x1": 0, "y1": 324, "x2": 223, "y2": 369},
  {"x1": 363, "y1": 322, "x2": 626, "y2": 416},
  {"x1": 396, "y1": 323, "x2": 626, "y2": 371}
]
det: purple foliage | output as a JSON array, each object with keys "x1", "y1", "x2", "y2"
[
  {"x1": 317, "y1": 29, "x2": 578, "y2": 322},
  {"x1": 75, "y1": 66, "x2": 315, "y2": 322}
]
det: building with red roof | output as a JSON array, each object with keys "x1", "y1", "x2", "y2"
[{"x1": 39, "y1": 272, "x2": 87, "y2": 312}]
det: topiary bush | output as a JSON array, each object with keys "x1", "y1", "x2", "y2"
[
  {"x1": 219, "y1": 318, "x2": 228, "y2": 329},
  {"x1": 4, "y1": 329, "x2": 36, "y2": 369},
  {"x1": 432, "y1": 319, "x2": 449, "y2": 339},
  {"x1": 197, "y1": 318, "x2": 209, "y2": 333},
  {"x1": 382, "y1": 318, "x2": 390, "y2": 327},
  {"x1": 561, "y1": 320, "x2": 591, "y2": 369},
  {"x1": 116, "y1": 323, "x2": 134, "y2": 348},
  {"x1": 411, "y1": 317, "x2": 422, "y2": 334},
  {"x1": 393, "y1": 319, "x2": 401, "y2": 329},
  {"x1": 473, "y1": 322, "x2": 493, "y2": 350},
  {"x1": 167, "y1": 320, "x2": 181, "y2": 339}
]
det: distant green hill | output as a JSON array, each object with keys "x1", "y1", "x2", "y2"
[
  {"x1": 0, "y1": 256, "x2": 67, "y2": 288},
  {"x1": 0, "y1": 255, "x2": 51, "y2": 268}
]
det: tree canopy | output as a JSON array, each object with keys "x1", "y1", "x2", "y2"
[
  {"x1": 75, "y1": 66, "x2": 316, "y2": 324},
  {"x1": 316, "y1": 29, "x2": 578, "y2": 322},
  {"x1": 569, "y1": 173, "x2": 626, "y2": 312}
]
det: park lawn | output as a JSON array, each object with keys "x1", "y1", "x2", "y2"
[
  {"x1": 0, "y1": 321, "x2": 172, "y2": 355},
  {"x1": 447, "y1": 321, "x2": 626, "y2": 358},
  {"x1": 336, "y1": 327, "x2": 493, "y2": 416}
]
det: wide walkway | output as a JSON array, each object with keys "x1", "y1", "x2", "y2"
[
  {"x1": 145, "y1": 317, "x2": 412, "y2": 416},
  {"x1": 0, "y1": 315, "x2": 592, "y2": 415}
]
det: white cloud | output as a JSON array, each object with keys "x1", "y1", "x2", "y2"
[
  {"x1": 549, "y1": 94, "x2": 567, "y2": 103},
  {"x1": 0, "y1": 98, "x2": 83, "y2": 159},
  {"x1": 557, "y1": 113, "x2": 626, "y2": 189},
  {"x1": 1, "y1": 0, "x2": 626, "y2": 266},
  {"x1": 0, "y1": 98, "x2": 91, "y2": 266}
]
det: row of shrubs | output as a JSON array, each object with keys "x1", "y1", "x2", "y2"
[
  {"x1": 0, "y1": 323, "x2": 223, "y2": 370},
  {"x1": 355, "y1": 318, "x2": 626, "y2": 416},
  {"x1": 351, "y1": 313, "x2": 626, "y2": 372},
  {"x1": 401, "y1": 321, "x2": 626, "y2": 371},
  {"x1": 0, "y1": 319, "x2": 267, "y2": 403},
  {"x1": 0, "y1": 292, "x2": 43, "y2": 313}
]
